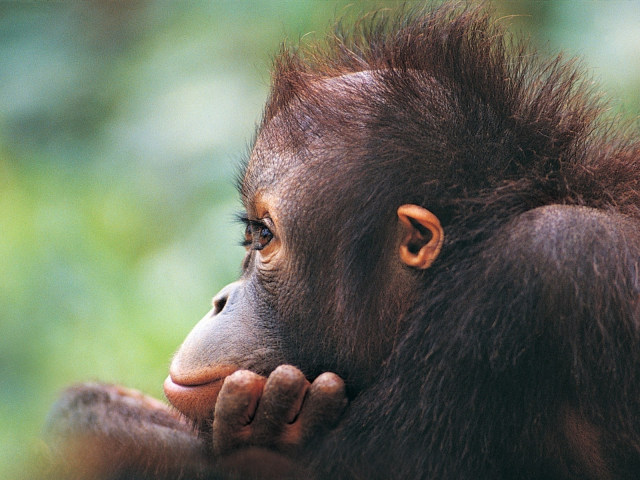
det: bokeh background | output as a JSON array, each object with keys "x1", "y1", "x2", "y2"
[{"x1": 1, "y1": 1, "x2": 639, "y2": 478}]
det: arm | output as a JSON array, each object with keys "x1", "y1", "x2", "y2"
[{"x1": 45, "y1": 383, "x2": 212, "y2": 480}]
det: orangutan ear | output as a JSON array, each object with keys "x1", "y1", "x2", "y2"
[{"x1": 397, "y1": 204, "x2": 444, "y2": 269}]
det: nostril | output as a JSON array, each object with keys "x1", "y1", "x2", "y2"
[
  {"x1": 211, "y1": 281, "x2": 242, "y2": 315},
  {"x1": 212, "y1": 295, "x2": 227, "y2": 315}
]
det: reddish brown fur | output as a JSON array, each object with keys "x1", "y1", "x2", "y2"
[
  {"x1": 47, "y1": 4, "x2": 640, "y2": 480},
  {"x1": 259, "y1": 3, "x2": 640, "y2": 217}
]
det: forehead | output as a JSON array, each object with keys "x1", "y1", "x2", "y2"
[{"x1": 240, "y1": 70, "x2": 378, "y2": 210}]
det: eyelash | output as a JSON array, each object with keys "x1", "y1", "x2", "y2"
[{"x1": 239, "y1": 214, "x2": 274, "y2": 250}]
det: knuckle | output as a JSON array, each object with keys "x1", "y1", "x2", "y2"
[
  {"x1": 222, "y1": 370, "x2": 265, "y2": 395},
  {"x1": 268, "y1": 365, "x2": 308, "y2": 391},
  {"x1": 313, "y1": 372, "x2": 346, "y2": 393}
]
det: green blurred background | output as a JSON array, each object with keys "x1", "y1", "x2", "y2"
[{"x1": 1, "y1": 1, "x2": 639, "y2": 478}]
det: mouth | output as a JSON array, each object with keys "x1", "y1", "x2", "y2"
[{"x1": 163, "y1": 365, "x2": 239, "y2": 421}]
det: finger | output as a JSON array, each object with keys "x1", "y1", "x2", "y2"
[
  {"x1": 288, "y1": 372, "x2": 347, "y2": 445},
  {"x1": 251, "y1": 365, "x2": 310, "y2": 447},
  {"x1": 212, "y1": 370, "x2": 266, "y2": 456}
]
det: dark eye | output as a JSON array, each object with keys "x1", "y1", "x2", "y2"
[
  {"x1": 242, "y1": 220, "x2": 273, "y2": 250},
  {"x1": 244, "y1": 223, "x2": 252, "y2": 247},
  {"x1": 257, "y1": 225, "x2": 273, "y2": 249}
]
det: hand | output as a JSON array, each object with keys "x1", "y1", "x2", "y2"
[{"x1": 212, "y1": 365, "x2": 347, "y2": 456}]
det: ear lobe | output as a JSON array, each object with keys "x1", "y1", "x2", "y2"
[{"x1": 397, "y1": 204, "x2": 444, "y2": 269}]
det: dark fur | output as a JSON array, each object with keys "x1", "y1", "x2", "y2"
[
  {"x1": 243, "y1": 3, "x2": 640, "y2": 478},
  {"x1": 47, "y1": 3, "x2": 640, "y2": 479}
]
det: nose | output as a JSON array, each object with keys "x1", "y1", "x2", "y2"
[
  {"x1": 212, "y1": 281, "x2": 243, "y2": 315},
  {"x1": 213, "y1": 292, "x2": 227, "y2": 315}
]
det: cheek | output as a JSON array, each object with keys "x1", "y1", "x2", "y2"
[
  {"x1": 388, "y1": 263, "x2": 421, "y2": 321},
  {"x1": 250, "y1": 242, "x2": 289, "y2": 292},
  {"x1": 346, "y1": 265, "x2": 420, "y2": 376}
]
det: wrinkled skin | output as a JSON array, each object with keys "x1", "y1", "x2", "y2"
[
  {"x1": 45, "y1": 72, "x2": 435, "y2": 479},
  {"x1": 162, "y1": 75, "x2": 407, "y2": 470},
  {"x1": 45, "y1": 4, "x2": 640, "y2": 480}
]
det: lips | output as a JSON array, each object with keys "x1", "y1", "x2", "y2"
[{"x1": 163, "y1": 365, "x2": 238, "y2": 420}]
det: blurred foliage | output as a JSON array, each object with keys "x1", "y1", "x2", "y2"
[{"x1": 0, "y1": 1, "x2": 638, "y2": 478}]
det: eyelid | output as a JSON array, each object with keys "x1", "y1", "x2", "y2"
[
  {"x1": 239, "y1": 212, "x2": 273, "y2": 226},
  {"x1": 240, "y1": 216, "x2": 275, "y2": 251}
]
